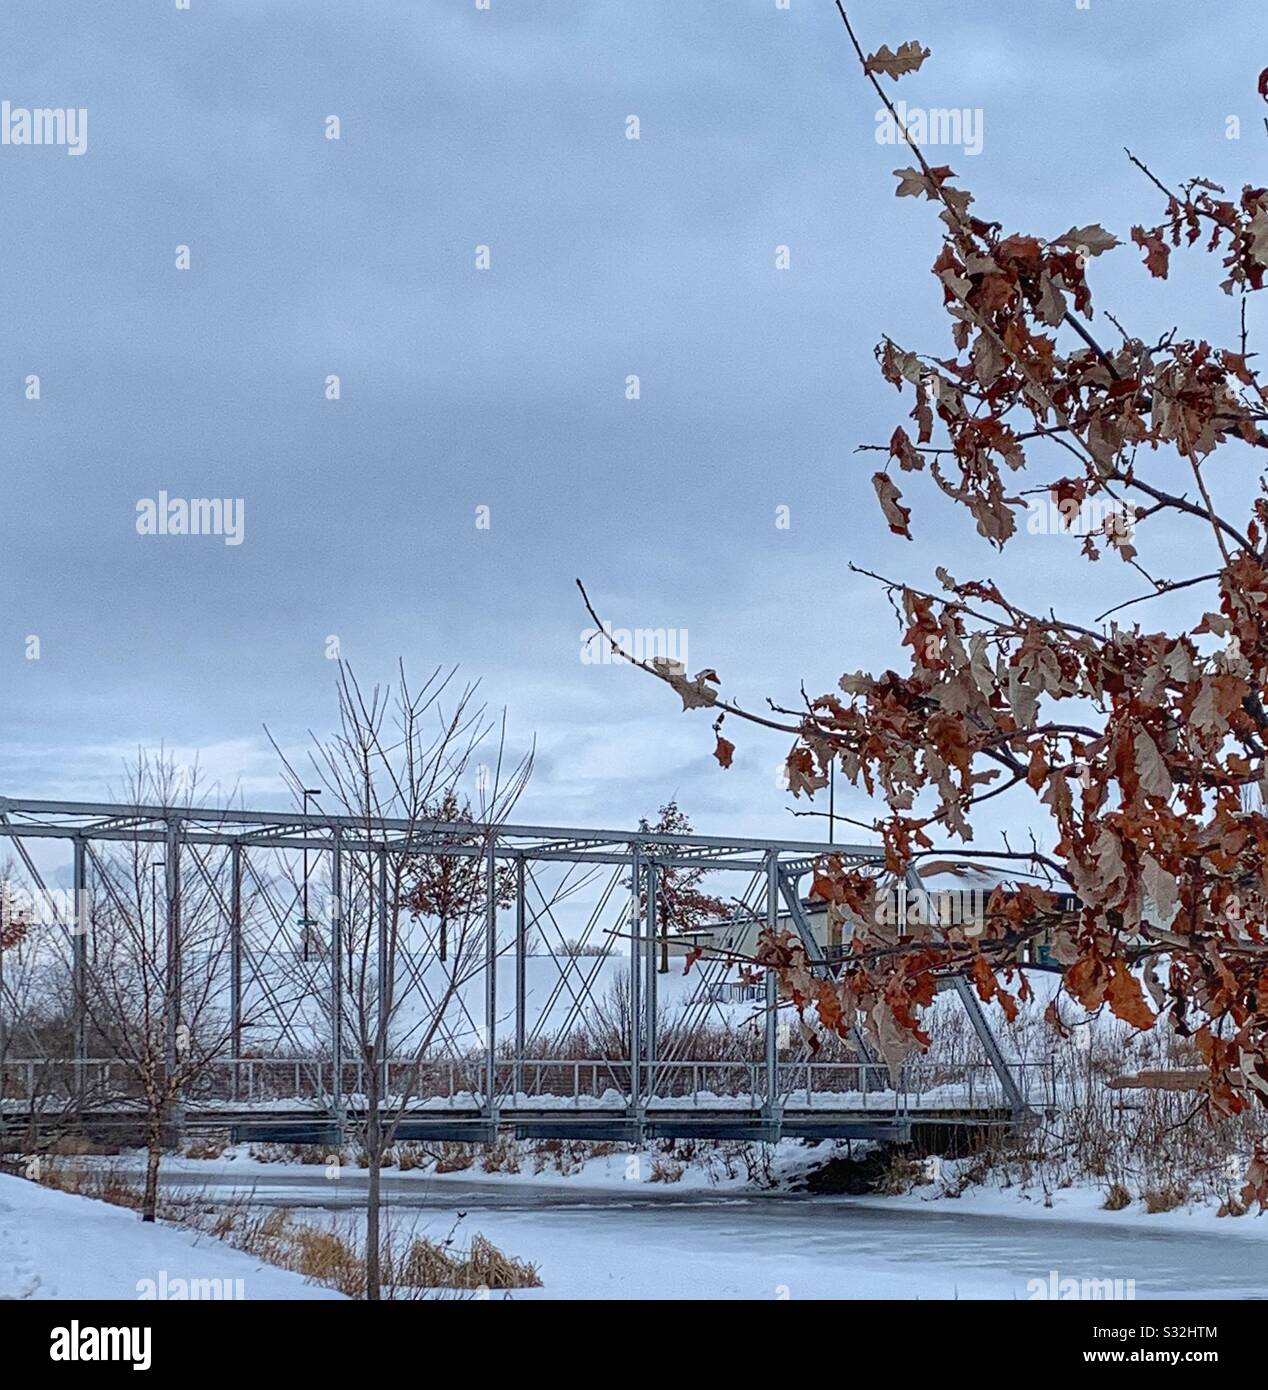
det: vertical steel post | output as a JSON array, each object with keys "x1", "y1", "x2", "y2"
[
  {"x1": 164, "y1": 819, "x2": 181, "y2": 1072},
  {"x1": 330, "y1": 831, "x2": 343, "y2": 1131},
  {"x1": 764, "y1": 848, "x2": 780, "y2": 1124},
  {"x1": 72, "y1": 837, "x2": 87, "y2": 1105},
  {"x1": 513, "y1": 855, "x2": 526, "y2": 1098},
  {"x1": 230, "y1": 840, "x2": 242, "y2": 1100},
  {"x1": 377, "y1": 845, "x2": 388, "y2": 1097},
  {"x1": 484, "y1": 838, "x2": 497, "y2": 1118},
  {"x1": 628, "y1": 847, "x2": 642, "y2": 1115},
  {"x1": 645, "y1": 860, "x2": 657, "y2": 1104},
  {"x1": 0, "y1": 880, "x2": 5, "y2": 1104},
  {"x1": 165, "y1": 816, "x2": 183, "y2": 1139}
]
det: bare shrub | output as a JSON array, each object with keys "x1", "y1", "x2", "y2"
[
  {"x1": 878, "y1": 1152, "x2": 930, "y2": 1196},
  {"x1": 433, "y1": 1143, "x2": 474, "y2": 1174},
  {"x1": 648, "y1": 1157, "x2": 683, "y2": 1183},
  {"x1": 1102, "y1": 1182, "x2": 1131, "y2": 1211},
  {"x1": 200, "y1": 1203, "x2": 540, "y2": 1296},
  {"x1": 480, "y1": 1138, "x2": 521, "y2": 1174},
  {"x1": 183, "y1": 1136, "x2": 226, "y2": 1161},
  {"x1": 1141, "y1": 1182, "x2": 1190, "y2": 1215}
]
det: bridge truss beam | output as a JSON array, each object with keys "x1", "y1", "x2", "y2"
[{"x1": 0, "y1": 796, "x2": 1034, "y2": 1144}]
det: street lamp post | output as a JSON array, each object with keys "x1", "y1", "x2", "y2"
[{"x1": 828, "y1": 762, "x2": 835, "y2": 844}]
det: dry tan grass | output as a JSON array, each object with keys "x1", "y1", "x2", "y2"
[
  {"x1": 878, "y1": 1152, "x2": 939, "y2": 1196},
  {"x1": 433, "y1": 1143, "x2": 474, "y2": 1174},
  {"x1": 1102, "y1": 1181, "x2": 1131, "y2": 1211},
  {"x1": 36, "y1": 1159, "x2": 147, "y2": 1213},
  {"x1": 245, "y1": 1142, "x2": 331, "y2": 1165},
  {"x1": 1141, "y1": 1182, "x2": 1191, "y2": 1214},
  {"x1": 480, "y1": 1138, "x2": 522, "y2": 1174},
  {"x1": 463, "y1": 1233, "x2": 541, "y2": 1289},
  {"x1": 648, "y1": 1157, "x2": 684, "y2": 1183},
  {"x1": 183, "y1": 1136, "x2": 227, "y2": 1161},
  {"x1": 201, "y1": 1204, "x2": 541, "y2": 1296}
]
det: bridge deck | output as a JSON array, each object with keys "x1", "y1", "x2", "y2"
[
  {"x1": 1, "y1": 1102, "x2": 1021, "y2": 1145},
  {"x1": 1, "y1": 1094, "x2": 1031, "y2": 1146}
]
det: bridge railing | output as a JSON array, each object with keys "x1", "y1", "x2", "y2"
[{"x1": 1, "y1": 1054, "x2": 1057, "y2": 1114}]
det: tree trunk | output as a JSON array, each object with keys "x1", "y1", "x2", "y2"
[
  {"x1": 659, "y1": 907, "x2": 669, "y2": 975},
  {"x1": 365, "y1": 1074, "x2": 382, "y2": 1300},
  {"x1": 142, "y1": 1114, "x2": 162, "y2": 1223},
  {"x1": 366, "y1": 1147, "x2": 381, "y2": 1300}
]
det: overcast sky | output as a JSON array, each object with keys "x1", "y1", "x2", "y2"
[{"x1": 3, "y1": 0, "x2": 1264, "y2": 854}]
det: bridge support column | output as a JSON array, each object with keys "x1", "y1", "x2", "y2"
[
  {"x1": 230, "y1": 840, "x2": 242, "y2": 1102},
  {"x1": 627, "y1": 846, "x2": 643, "y2": 1134},
  {"x1": 763, "y1": 849, "x2": 781, "y2": 1132},
  {"x1": 377, "y1": 846, "x2": 389, "y2": 1100},
  {"x1": 0, "y1": 885, "x2": 5, "y2": 1131},
  {"x1": 330, "y1": 833, "x2": 344, "y2": 1138},
  {"x1": 513, "y1": 855, "x2": 525, "y2": 1099},
  {"x1": 483, "y1": 839, "x2": 497, "y2": 1121},
  {"x1": 72, "y1": 837, "x2": 88, "y2": 1110},
  {"x1": 644, "y1": 861, "x2": 657, "y2": 1105},
  {"x1": 164, "y1": 817, "x2": 184, "y2": 1146}
]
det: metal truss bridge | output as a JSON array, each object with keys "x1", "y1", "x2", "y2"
[{"x1": 0, "y1": 797, "x2": 1046, "y2": 1146}]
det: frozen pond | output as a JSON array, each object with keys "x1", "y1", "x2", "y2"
[{"x1": 149, "y1": 1167, "x2": 1267, "y2": 1300}]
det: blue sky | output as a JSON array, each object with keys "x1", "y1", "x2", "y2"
[{"x1": 2, "y1": 0, "x2": 1264, "y2": 849}]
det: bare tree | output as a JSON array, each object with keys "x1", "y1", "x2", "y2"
[
  {"x1": 74, "y1": 751, "x2": 240, "y2": 1220},
  {"x1": 272, "y1": 663, "x2": 533, "y2": 1300},
  {"x1": 0, "y1": 860, "x2": 63, "y2": 1154}
]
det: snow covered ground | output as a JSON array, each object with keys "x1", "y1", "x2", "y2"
[
  {"x1": 0, "y1": 1173, "x2": 345, "y2": 1300},
  {"x1": 850, "y1": 1177, "x2": 1268, "y2": 1240}
]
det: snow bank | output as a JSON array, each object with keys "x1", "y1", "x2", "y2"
[
  {"x1": 852, "y1": 1170, "x2": 1268, "y2": 1239},
  {"x1": 0, "y1": 1174, "x2": 345, "y2": 1300}
]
